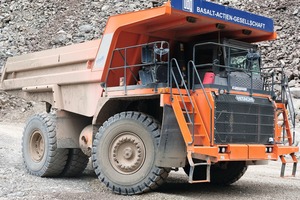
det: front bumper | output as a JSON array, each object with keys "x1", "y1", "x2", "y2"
[{"x1": 190, "y1": 144, "x2": 299, "y2": 162}]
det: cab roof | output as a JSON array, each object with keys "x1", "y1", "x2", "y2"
[
  {"x1": 95, "y1": 0, "x2": 276, "y2": 79},
  {"x1": 104, "y1": 0, "x2": 276, "y2": 43}
]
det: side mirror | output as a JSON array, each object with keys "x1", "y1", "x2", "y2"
[
  {"x1": 246, "y1": 49, "x2": 260, "y2": 71},
  {"x1": 246, "y1": 49, "x2": 260, "y2": 60}
]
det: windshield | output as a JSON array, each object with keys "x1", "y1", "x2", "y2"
[{"x1": 228, "y1": 47, "x2": 260, "y2": 72}]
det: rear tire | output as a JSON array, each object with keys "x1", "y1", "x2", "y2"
[
  {"x1": 184, "y1": 161, "x2": 247, "y2": 185},
  {"x1": 60, "y1": 149, "x2": 89, "y2": 177},
  {"x1": 22, "y1": 113, "x2": 68, "y2": 177},
  {"x1": 92, "y1": 111, "x2": 169, "y2": 195}
]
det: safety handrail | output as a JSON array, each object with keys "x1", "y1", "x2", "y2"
[
  {"x1": 192, "y1": 41, "x2": 278, "y2": 96},
  {"x1": 104, "y1": 41, "x2": 170, "y2": 96},
  {"x1": 281, "y1": 74, "x2": 296, "y2": 144},
  {"x1": 170, "y1": 58, "x2": 196, "y2": 145},
  {"x1": 258, "y1": 65, "x2": 296, "y2": 144},
  {"x1": 188, "y1": 60, "x2": 213, "y2": 146}
]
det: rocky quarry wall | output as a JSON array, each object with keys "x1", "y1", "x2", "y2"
[{"x1": 0, "y1": 0, "x2": 300, "y2": 123}]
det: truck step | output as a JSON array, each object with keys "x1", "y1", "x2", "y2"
[
  {"x1": 280, "y1": 154, "x2": 298, "y2": 177},
  {"x1": 187, "y1": 151, "x2": 211, "y2": 183}
]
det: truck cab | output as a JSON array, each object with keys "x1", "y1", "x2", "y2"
[{"x1": 95, "y1": 0, "x2": 297, "y2": 190}]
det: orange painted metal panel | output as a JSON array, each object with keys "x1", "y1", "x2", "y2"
[
  {"x1": 227, "y1": 145, "x2": 248, "y2": 160},
  {"x1": 160, "y1": 94, "x2": 172, "y2": 106},
  {"x1": 249, "y1": 145, "x2": 275, "y2": 160},
  {"x1": 191, "y1": 146, "x2": 219, "y2": 157},
  {"x1": 274, "y1": 146, "x2": 299, "y2": 156}
]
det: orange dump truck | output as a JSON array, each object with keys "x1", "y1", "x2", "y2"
[{"x1": 0, "y1": 0, "x2": 298, "y2": 195}]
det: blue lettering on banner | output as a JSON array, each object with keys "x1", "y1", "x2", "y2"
[{"x1": 172, "y1": 0, "x2": 274, "y2": 32}]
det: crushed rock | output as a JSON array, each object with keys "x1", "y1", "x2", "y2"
[{"x1": 0, "y1": 0, "x2": 300, "y2": 120}]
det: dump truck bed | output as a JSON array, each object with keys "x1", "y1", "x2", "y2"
[{"x1": 1, "y1": 39, "x2": 102, "y2": 117}]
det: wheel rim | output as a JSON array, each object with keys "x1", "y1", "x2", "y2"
[
  {"x1": 109, "y1": 132, "x2": 146, "y2": 175},
  {"x1": 29, "y1": 130, "x2": 45, "y2": 162}
]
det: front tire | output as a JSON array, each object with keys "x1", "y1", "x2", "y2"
[
  {"x1": 92, "y1": 112, "x2": 169, "y2": 195},
  {"x1": 209, "y1": 161, "x2": 247, "y2": 185},
  {"x1": 22, "y1": 113, "x2": 68, "y2": 177}
]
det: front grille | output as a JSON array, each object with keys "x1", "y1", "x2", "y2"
[{"x1": 214, "y1": 94, "x2": 274, "y2": 144}]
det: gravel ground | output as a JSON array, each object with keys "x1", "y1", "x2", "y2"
[{"x1": 0, "y1": 122, "x2": 300, "y2": 200}]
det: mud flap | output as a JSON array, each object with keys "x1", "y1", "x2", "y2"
[{"x1": 155, "y1": 105, "x2": 187, "y2": 168}]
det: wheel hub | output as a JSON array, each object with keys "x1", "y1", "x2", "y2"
[
  {"x1": 123, "y1": 147, "x2": 133, "y2": 159},
  {"x1": 29, "y1": 130, "x2": 45, "y2": 162},
  {"x1": 110, "y1": 133, "x2": 145, "y2": 174}
]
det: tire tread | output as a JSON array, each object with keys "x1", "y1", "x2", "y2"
[
  {"x1": 22, "y1": 113, "x2": 68, "y2": 177},
  {"x1": 92, "y1": 111, "x2": 169, "y2": 195},
  {"x1": 60, "y1": 149, "x2": 89, "y2": 177}
]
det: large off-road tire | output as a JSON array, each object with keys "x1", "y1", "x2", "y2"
[
  {"x1": 92, "y1": 111, "x2": 170, "y2": 195},
  {"x1": 184, "y1": 161, "x2": 247, "y2": 185},
  {"x1": 22, "y1": 113, "x2": 68, "y2": 177},
  {"x1": 60, "y1": 148, "x2": 89, "y2": 177}
]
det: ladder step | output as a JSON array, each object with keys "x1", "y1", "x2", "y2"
[
  {"x1": 187, "y1": 122, "x2": 201, "y2": 125},
  {"x1": 172, "y1": 94, "x2": 211, "y2": 146},
  {"x1": 282, "y1": 160, "x2": 297, "y2": 164},
  {"x1": 281, "y1": 163, "x2": 297, "y2": 177},
  {"x1": 174, "y1": 95, "x2": 192, "y2": 102},
  {"x1": 187, "y1": 152, "x2": 211, "y2": 183},
  {"x1": 280, "y1": 154, "x2": 298, "y2": 177}
]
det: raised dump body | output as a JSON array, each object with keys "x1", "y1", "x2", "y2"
[{"x1": 1, "y1": 0, "x2": 298, "y2": 195}]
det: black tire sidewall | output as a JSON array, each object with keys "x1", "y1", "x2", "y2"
[
  {"x1": 23, "y1": 116, "x2": 50, "y2": 174},
  {"x1": 61, "y1": 148, "x2": 89, "y2": 177},
  {"x1": 210, "y1": 161, "x2": 247, "y2": 185},
  {"x1": 95, "y1": 118, "x2": 157, "y2": 188}
]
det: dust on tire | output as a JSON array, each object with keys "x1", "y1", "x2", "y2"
[
  {"x1": 22, "y1": 113, "x2": 68, "y2": 177},
  {"x1": 92, "y1": 111, "x2": 170, "y2": 195}
]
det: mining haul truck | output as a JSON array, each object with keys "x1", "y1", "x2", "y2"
[{"x1": 0, "y1": 0, "x2": 298, "y2": 195}]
